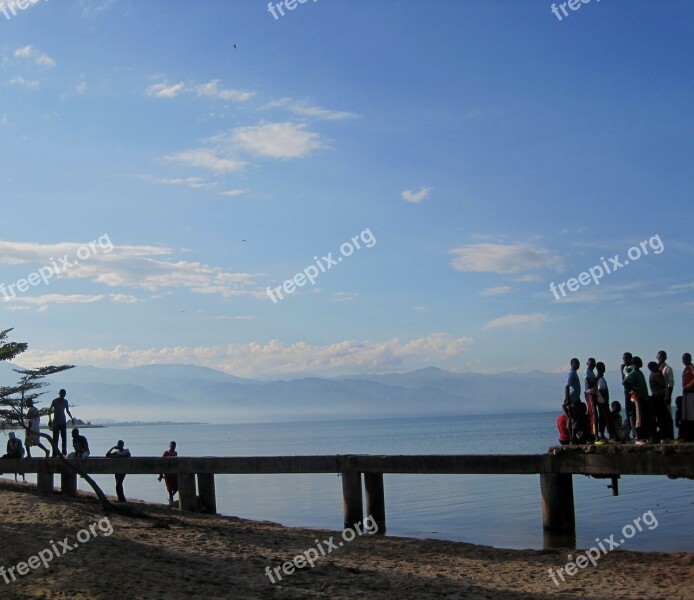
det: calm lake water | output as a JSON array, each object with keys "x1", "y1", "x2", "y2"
[{"x1": 6, "y1": 413, "x2": 693, "y2": 551}]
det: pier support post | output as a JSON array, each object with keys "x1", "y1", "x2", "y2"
[
  {"x1": 540, "y1": 473, "x2": 575, "y2": 533},
  {"x1": 61, "y1": 473, "x2": 77, "y2": 497},
  {"x1": 37, "y1": 471, "x2": 54, "y2": 495},
  {"x1": 178, "y1": 473, "x2": 197, "y2": 512},
  {"x1": 197, "y1": 473, "x2": 217, "y2": 514},
  {"x1": 341, "y1": 471, "x2": 363, "y2": 529},
  {"x1": 364, "y1": 472, "x2": 386, "y2": 534}
]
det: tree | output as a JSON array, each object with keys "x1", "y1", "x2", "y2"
[{"x1": 0, "y1": 328, "x2": 115, "y2": 510}]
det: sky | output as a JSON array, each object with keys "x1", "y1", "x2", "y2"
[{"x1": 0, "y1": 0, "x2": 692, "y2": 380}]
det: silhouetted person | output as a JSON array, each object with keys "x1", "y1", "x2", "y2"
[
  {"x1": 2, "y1": 431, "x2": 26, "y2": 482},
  {"x1": 657, "y1": 351, "x2": 675, "y2": 440},
  {"x1": 610, "y1": 401, "x2": 624, "y2": 443},
  {"x1": 564, "y1": 358, "x2": 581, "y2": 443},
  {"x1": 49, "y1": 389, "x2": 75, "y2": 457},
  {"x1": 623, "y1": 356, "x2": 650, "y2": 444},
  {"x1": 24, "y1": 398, "x2": 50, "y2": 458},
  {"x1": 584, "y1": 358, "x2": 598, "y2": 443},
  {"x1": 620, "y1": 353, "x2": 635, "y2": 441},
  {"x1": 106, "y1": 440, "x2": 131, "y2": 502},
  {"x1": 648, "y1": 361, "x2": 667, "y2": 443},
  {"x1": 67, "y1": 428, "x2": 90, "y2": 458},
  {"x1": 158, "y1": 441, "x2": 179, "y2": 505},
  {"x1": 595, "y1": 361, "x2": 610, "y2": 442},
  {"x1": 680, "y1": 353, "x2": 694, "y2": 442}
]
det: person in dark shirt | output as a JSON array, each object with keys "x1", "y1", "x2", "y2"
[
  {"x1": 2, "y1": 432, "x2": 26, "y2": 482},
  {"x1": 67, "y1": 428, "x2": 90, "y2": 458},
  {"x1": 648, "y1": 361, "x2": 668, "y2": 443},
  {"x1": 106, "y1": 440, "x2": 131, "y2": 502},
  {"x1": 48, "y1": 389, "x2": 75, "y2": 457}
]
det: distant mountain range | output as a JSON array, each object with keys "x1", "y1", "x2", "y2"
[{"x1": 0, "y1": 362, "x2": 565, "y2": 423}]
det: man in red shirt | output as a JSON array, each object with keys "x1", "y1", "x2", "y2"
[{"x1": 557, "y1": 404, "x2": 571, "y2": 445}]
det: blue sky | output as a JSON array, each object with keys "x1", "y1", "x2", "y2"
[{"x1": 0, "y1": 0, "x2": 692, "y2": 379}]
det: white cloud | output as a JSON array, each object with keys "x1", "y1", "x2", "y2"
[
  {"x1": 157, "y1": 177, "x2": 217, "y2": 190},
  {"x1": 231, "y1": 122, "x2": 322, "y2": 159},
  {"x1": 264, "y1": 97, "x2": 358, "y2": 120},
  {"x1": 146, "y1": 81, "x2": 185, "y2": 98},
  {"x1": 220, "y1": 188, "x2": 247, "y2": 197},
  {"x1": 0, "y1": 239, "x2": 263, "y2": 300},
  {"x1": 9, "y1": 76, "x2": 40, "y2": 90},
  {"x1": 401, "y1": 187, "x2": 431, "y2": 203},
  {"x1": 194, "y1": 80, "x2": 254, "y2": 102},
  {"x1": 333, "y1": 291, "x2": 357, "y2": 302},
  {"x1": 450, "y1": 243, "x2": 563, "y2": 274},
  {"x1": 480, "y1": 286, "x2": 512, "y2": 297},
  {"x1": 14, "y1": 45, "x2": 56, "y2": 68},
  {"x1": 18, "y1": 333, "x2": 474, "y2": 377},
  {"x1": 75, "y1": 81, "x2": 88, "y2": 95},
  {"x1": 163, "y1": 149, "x2": 246, "y2": 173},
  {"x1": 482, "y1": 313, "x2": 548, "y2": 330}
]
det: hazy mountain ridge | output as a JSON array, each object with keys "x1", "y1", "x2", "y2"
[{"x1": 0, "y1": 362, "x2": 565, "y2": 423}]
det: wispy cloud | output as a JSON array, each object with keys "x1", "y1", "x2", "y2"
[
  {"x1": 220, "y1": 188, "x2": 248, "y2": 197},
  {"x1": 163, "y1": 149, "x2": 246, "y2": 173},
  {"x1": 480, "y1": 286, "x2": 512, "y2": 297},
  {"x1": 265, "y1": 98, "x2": 358, "y2": 121},
  {"x1": 9, "y1": 76, "x2": 40, "y2": 90},
  {"x1": 14, "y1": 45, "x2": 56, "y2": 68},
  {"x1": 482, "y1": 313, "x2": 548, "y2": 330},
  {"x1": 194, "y1": 80, "x2": 254, "y2": 102},
  {"x1": 401, "y1": 187, "x2": 431, "y2": 203},
  {"x1": 146, "y1": 81, "x2": 185, "y2": 98},
  {"x1": 450, "y1": 243, "x2": 563, "y2": 274}
]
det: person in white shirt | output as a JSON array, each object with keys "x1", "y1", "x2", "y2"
[{"x1": 657, "y1": 350, "x2": 675, "y2": 440}]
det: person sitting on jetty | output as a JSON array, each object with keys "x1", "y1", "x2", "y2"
[
  {"x1": 67, "y1": 428, "x2": 90, "y2": 458},
  {"x1": 48, "y1": 389, "x2": 75, "y2": 457},
  {"x1": 106, "y1": 440, "x2": 131, "y2": 502},
  {"x1": 680, "y1": 353, "x2": 694, "y2": 442},
  {"x1": 623, "y1": 356, "x2": 650, "y2": 444},
  {"x1": 557, "y1": 405, "x2": 571, "y2": 445},
  {"x1": 595, "y1": 361, "x2": 610, "y2": 444},
  {"x1": 564, "y1": 358, "x2": 582, "y2": 443},
  {"x1": 609, "y1": 401, "x2": 624, "y2": 443},
  {"x1": 2, "y1": 432, "x2": 27, "y2": 482},
  {"x1": 24, "y1": 399, "x2": 50, "y2": 458},
  {"x1": 158, "y1": 441, "x2": 179, "y2": 506}
]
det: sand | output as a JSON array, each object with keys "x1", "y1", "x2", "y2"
[{"x1": 0, "y1": 480, "x2": 691, "y2": 600}]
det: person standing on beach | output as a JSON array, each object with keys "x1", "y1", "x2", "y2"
[
  {"x1": 623, "y1": 356, "x2": 650, "y2": 444},
  {"x1": 158, "y1": 441, "x2": 179, "y2": 506},
  {"x1": 620, "y1": 353, "x2": 635, "y2": 441},
  {"x1": 565, "y1": 358, "x2": 582, "y2": 443},
  {"x1": 106, "y1": 440, "x2": 131, "y2": 502},
  {"x1": 584, "y1": 358, "x2": 598, "y2": 443},
  {"x1": 24, "y1": 399, "x2": 50, "y2": 458},
  {"x1": 657, "y1": 350, "x2": 675, "y2": 441},
  {"x1": 48, "y1": 389, "x2": 75, "y2": 457},
  {"x1": 680, "y1": 353, "x2": 694, "y2": 441}
]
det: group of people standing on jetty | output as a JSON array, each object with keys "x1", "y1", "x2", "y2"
[
  {"x1": 1, "y1": 388, "x2": 180, "y2": 505},
  {"x1": 558, "y1": 350, "x2": 694, "y2": 445}
]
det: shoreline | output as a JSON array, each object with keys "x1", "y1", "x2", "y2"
[{"x1": 1, "y1": 480, "x2": 692, "y2": 599}]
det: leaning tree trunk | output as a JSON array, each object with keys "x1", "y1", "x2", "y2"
[{"x1": 38, "y1": 431, "x2": 117, "y2": 512}]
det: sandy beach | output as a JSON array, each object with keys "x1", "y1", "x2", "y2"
[{"x1": 0, "y1": 480, "x2": 691, "y2": 600}]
